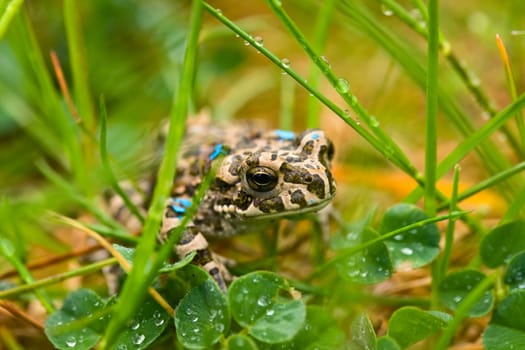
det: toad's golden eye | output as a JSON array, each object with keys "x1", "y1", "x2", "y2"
[{"x1": 246, "y1": 166, "x2": 278, "y2": 192}]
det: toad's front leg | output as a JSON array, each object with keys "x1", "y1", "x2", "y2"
[{"x1": 174, "y1": 229, "x2": 230, "y2": 292}]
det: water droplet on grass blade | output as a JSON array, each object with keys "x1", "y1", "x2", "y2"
[
  {"x1": 254, "y1": 36, "x2": 264, "y2": 47},
  {"x1": 370, "y1": 115, "x2": 380, "y2": 127},
  {"x1": 381, "y1": 4, "x2": 393, "y2": 16},
  {"x1": 320, "y1": 55, "x2": 331, "y2": 68},
  {"x1": 336, "y1": 78, "x2": 350, "y2": 93}
]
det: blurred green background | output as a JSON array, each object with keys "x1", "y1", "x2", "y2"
[
  {"x1": 0, "y1": 0, "x2": 524, "y2": 347},
  {"x1": 1, "y1": 0, "x2": 523, "y2": 197}
]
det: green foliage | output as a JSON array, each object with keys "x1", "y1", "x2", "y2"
[
  {"x1": 386, "y1": 307, "x2": 451, "y2": 348},
  {"x1": 335, "y1": 226, "x2": 393, "y2": 284},
  {"x1": 44, "y1": 289, "x2": 106, "y2": 350},
  {"x1": 504, "y1": 252, "x2": 525, "y2": 291},
  {"x1": 480, "y1": 220, "x2": 525, "y2": 268},
  {"x1": 175, "y1": 269, "x2": 230, "y2": 349},
  {"x1": 438, "y1": 269, "x2": 493, "y2": 317},
  {"x1": 229, "y1": 271, "x2": 305, "y2": 344},
  {"x1": 2, "y1": 0, "x2": 525, "y2": 349},
  {"x1": 483, "y1": 291, "x2": 525, "y2": 349},
  {"x1": 349, "y1": 313, "x2": 376, "y2": 350},
  {"x1": 45, "y1": 289, "x2": 170, "y2": 350},
  {"x1": 379, "y1": 203, "x2": 440, "y2": 268}
]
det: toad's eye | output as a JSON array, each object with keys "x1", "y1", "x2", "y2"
[{"x1": 246, "y1": 166, "x2": 278, "y2": 192}]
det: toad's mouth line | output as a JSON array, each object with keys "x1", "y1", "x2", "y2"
[{"x1": 236, "y1": 194, "x2": 335, "y2": 221}]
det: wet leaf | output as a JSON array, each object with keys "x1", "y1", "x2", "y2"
[
  {"x1": 349, "y1": 313, "x2": 376, "y2": 350},
  {"x1": 175, "y1": 275, "x2": 230, "y2": 349},
  {"x1": 439, "y1": 269, "x2": 493, "y2": 317},
  {"x1": 44, "y1": 289, "x2": 106, "y2": 350},
  {"x1": 336, "y1": 228, "x2": 392, "y2": 284},
  {"x1": 376, "y1": 336, "x2": 402, "y2": 350},
  {"x1": 112, "y1": 294, "x2": 170, "y2": 349},
  {"x1": 481, "y1": 220, "x2": 525, "y2": 268},
  {"x1": 483, "y1": 291, "x2": 525, "y2": 349},
  {"x1": 261, "y1": 306, "x2": 346, "y2": 349},
  {"x1": 226, "y1": 334, "x2": 258, "y2": 350},
  {"x1": 387, "y1": 307, "x2": 449, "y2": 348},
  {"x1": 228, "y1": 271, "x2": 305, "y2": 344},
  {"x1": 379, "y1": 204, "x2": 440, "y2": 268},
  {"x1": 504, "y1": 251, "x2": 525, "y2": 291}
]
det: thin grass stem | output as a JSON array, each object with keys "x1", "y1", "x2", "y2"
[
  {"x1": 439, "y1": 165, "x2": 460, "y2": 280},
  {"x1": 279, "y1": 74, "x2": 295, "y2": 130},
  {"x1": 306, "y1": 0, "x2": 336, "y2": 128},
  {"x1": 63, "y1": 0, "x2": 95, "y2": 132},
  {"x1": 0, "y1": 0, "x2": 23, "y2": 39},
  {"x1": 406, "y1": 92, "x2": 525, "y2": 202},
  {"x1": 338, "y1": 0, "x2": 517, "y2": 197},
  {"x1": 312, "y1": 210, "x2": 469, "y2": 278},
  {"x1": 204, "y1": 2, "x2": 416, "y2": 177},
  {"x1": 266, "y1": 0, "x2": 417, "y2": 176},
  {"x1": 0, "y1": 237, "x2": 55, "y2": 313},
  {"x1": 437, "y1": 161, "x2": 525, "y2": 212},
  {"x1": 99, "y1": 1, "x2": 203, "y2": 347},
  {"x1": 496, "y1": 34, "x2": 525, "y2": 156},
  {"x1": 435, "y1": 274, "x2": 496, "y2": 350},
  {"x1": 424, "y1": 0, "x2": 439, "y2": 215},
  {"x1": 0, "y1": 258, "x2": 116, "y2": 300}
]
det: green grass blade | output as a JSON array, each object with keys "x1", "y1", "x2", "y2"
[
  {"x1": 99, "y1": 1, "x2": 203, "y2": 347},
  {"x1": 63, "y1": 0, "x2": 95, "y2": 132},
  {"x1": 406, "y1": 93, "x2": 525, "y2": 203},
  {"x1": 435, "y1": 274, "x2": 495, "y2": 350},
  {"x1": 0, "y1": 0, "x2": 23, "y2": 39},
  {"x1": 385, "y1": 0, "x2": 520, "y2": 158},
  {"x1": 436, "y1": 161, "x2": 525, "y2": 212},
  {"x1": 305, "y1": 0, "x2": 336, "y2": 128},
  {"x1": 496, "y1": 34, "x2": 525, "y2": 155},
  {"x1": 11, "y1": 10, "x2": 87, "y2": 191},
  {"x1": 439, "y1": 165, "x2": 460, "y2": 282},
  {"x1": 205, "y1": 2, "x2": 417, "y2": 177},
  {"x1": 0, "y1": 236, "x2": 55, "y2": 313},
  {"x1": 337, "y1": 0, "x2": 516, "y2": 197},
  {"x1": 279, "y1": 74, "x2": 295, "y2": 130},
  {"x1": 267, "y1": 0, "x2": 417, "y2": 177},
  {"x1": 424, "y1": 0, "x2": 439, "y2": 215}
]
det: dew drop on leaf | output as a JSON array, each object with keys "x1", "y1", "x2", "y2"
[
  {"x1": 401, "y1": 247, "x2": 414, "y2": 256},
  {"x1": 257, "y1": 296, "x2": 270, "y2": 307},
  {"x1": 132, "y1": 333, "x2": 145, "y2": 345},
  {"x1": 65, "y1": 336, "x2": 76, "y2": 348}
]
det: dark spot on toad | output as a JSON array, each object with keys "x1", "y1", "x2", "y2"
[
  {"x1": 290, "y1": 190, "x2": 307, "y2": 208},
  {"x1": 301, "y1": 140, "x2": 315, "y2": 155},
  {"x1": 258, "y1": 196, "x2": 285, "y2": 213},
  {"x1": 234, "y1": 190, "x2": 253, "y2": 210}
]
